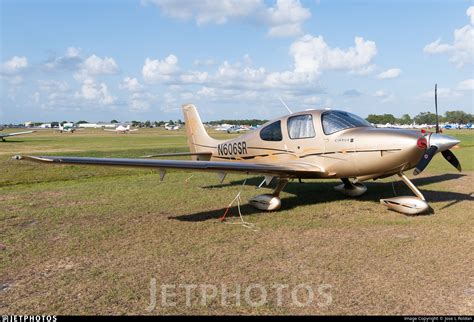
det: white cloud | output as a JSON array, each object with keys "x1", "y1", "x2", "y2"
[
  {"x1": 44, "y1": 47, "x2": 82, "y2": 70},
  {"x1": 419, "y1": 87, "x2": 462, "y2": 100},
  {"x1": 423, "y1": 7, "x2": 474, "y2": 67},
  {"x1": 351, "y1": 64, "x2": 376, "y2": 76},
  {"x1": 120, "y1": 77, "x2": 144, "y2": 92},
  {"x1": 468, "y1": 6, "x2": 474, "y2": 24},
  {"x1": 146, "y1": 0, "x2": 310, "y2": 38},
  {"x1": 377, "y1": 68, "x2": 401, "y2": 79},
  {"x1": 193, "y1": 59, "x2": 216, "y2": 67},
  {"x1": 81, "y1": 55, "x2": 119, "y2": 75},
  {"x1": 265, "y1": 0, "x2": 311, "y2": 37},
  {"x1": 75, "y1": 79, "x2": 115, "y2": 105},
  {"x1": 2, "y1": 56, "x2": 28, "y2": 74},
  {"x1": 290, "y1": 35, "x2": 377, "y2": 75},
  {"x1": 33, "y1": 92, "x2": 40, "y2": 104},
  {"x1": 142, "y1": 55, "x2": 179, "y2": 82},
  {"x1": 303, "y1": 96, "x2": 321, "y2": 105},
  {"x1": 38, "y1": 80, "x2": 70, "y2": 92},
  {"x1": 216, "y1": 61, "x2": 266, "y2": 84},
  {"x1": 146, "y1": 0, "x2": 261, "y2": 25},
  {"x1": 130, "y1": 92, "x2": 154, "y2": 112},
  {"x1": 66, "y1": 47, "x2": 81, "y2": 58},
  {"x1": 374, "y1": 90, "x2": 395, "y2": 103},
  {"x1": 423, "y1": 38, "x2": 452, "y2": 54},
  {"x1": 263, "y1": 70, "x2": 313, "y2": 89},
  {"x1": 197, "y1": 86, "x2": 217, "y2": 97},
  {"x1": 457, "y1": 79, "x2": 474, "y2": 91},
  {"x1": 74, "y1": 54, "x2": 119, "y2": 81},
  {"x1": 180, "y1": 71, "x2": 209, "y2": 84},
  {"x1": 136, "y1": 34, "x2": 377, "y2": 107}
]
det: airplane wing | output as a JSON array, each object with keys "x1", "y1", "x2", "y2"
[
  {"x1": 103, "y1": 129, "x2": 117, "y2": 132},
  {"x1": 14, "y1": 155, "x2": 327, "y2": 179},
  {"x1": 0, "y1": 130, "x2": 35, "y2": 138}
]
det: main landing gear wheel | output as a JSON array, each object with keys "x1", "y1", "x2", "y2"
[
  {"x1": 334, "y1": 178, "x2": 367, "y2": 197},
  {"x1": 249, "y1": 178, "x2": 288, "y2": 211}
]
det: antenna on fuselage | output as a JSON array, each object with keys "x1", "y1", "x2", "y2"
[{"x1": 278, "y1": 97, "x2": 293, "y2": 114}]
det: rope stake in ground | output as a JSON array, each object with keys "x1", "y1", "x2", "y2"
[
  {"x1": 219, "y1": 178, "x2": 260, "y2": 231},
  {"x1": 184, "y1": 174, "x2": 194, "y2": 184}
]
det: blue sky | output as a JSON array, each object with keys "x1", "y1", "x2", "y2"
[{"x1": 1, "y1": 0, "x2": 473, "y2": 123}]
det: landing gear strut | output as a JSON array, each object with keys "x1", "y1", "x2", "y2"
[
  {"x1": 380, "y1": 172, "x2": 430, "y2": 215},
  {"x1": 249, "y1": 178, "x2": 288, "y2": 211},
  {"x1": 334, "y1": 178, "x2": 367, "y2": 197}
]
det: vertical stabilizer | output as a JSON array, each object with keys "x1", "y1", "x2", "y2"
[{"x1": 182, "y1": 104, "x2": 220, "y2": 159}]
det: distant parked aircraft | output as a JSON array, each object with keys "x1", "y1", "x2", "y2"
[
  {"x1": 164, "y1": 123, "x2": 182, "y2": 130},
  {"x1": 103, "y1": 124, "x2": 137, "y2": 134},
  {"x1": 57, "y1": 123, "x2": 81, "y2": 133}
]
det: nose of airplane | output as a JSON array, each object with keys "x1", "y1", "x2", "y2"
[{"x1": 429, "y1": 133, "x2": 460, "y2": 152}]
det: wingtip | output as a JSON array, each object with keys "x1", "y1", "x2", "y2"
[{"x1": 12, "y1": 155, "x2": 23, "y2": 160}]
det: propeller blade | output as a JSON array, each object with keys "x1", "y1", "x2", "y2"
[
  {"x1": 413, "y1": 145, "x2": 438, "y2": 175},
  {"x1": 441, "y1": 150, "x2": 462, "y2": 172},
  {"x1": 435, "y1": 84, "x2": 440, "y2": 133}
]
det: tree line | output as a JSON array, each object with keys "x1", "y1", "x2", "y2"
[
  {"x1": 4, "y1": 110, "x2": 472, "y2": 128},
  {"x1": 366, "y1": 110, "x2": 473, "y2": 125}
]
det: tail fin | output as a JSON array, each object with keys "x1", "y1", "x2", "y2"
[{"x1": 182, "y1": 104, "x2": 220, "y2": 158}]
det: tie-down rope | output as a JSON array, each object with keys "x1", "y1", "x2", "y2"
[{"x1": 219, "y1": 178, "x2": 260, "y2": 232}]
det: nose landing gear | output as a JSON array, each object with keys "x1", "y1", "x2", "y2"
[{"x1": 380, "y1": 173, "x2": 430, "y2": 215}]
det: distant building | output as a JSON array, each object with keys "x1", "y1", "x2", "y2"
[{"x1": 77, "y1": 122, "x2": 117, "y2": 129}]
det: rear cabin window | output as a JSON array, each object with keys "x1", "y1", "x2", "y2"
[
  {"x1": 260, "y1": 121, "x2": 282, "y2": 141},
  {"x1": 287, "y1": 114, "x2": 316, "y2": 139}
]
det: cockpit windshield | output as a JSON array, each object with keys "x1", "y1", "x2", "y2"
[{"x1": 322, "y1": 110, "x2": 373, "y2": 135}]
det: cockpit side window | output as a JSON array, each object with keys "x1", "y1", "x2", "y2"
[
  {"x1": 322, "y1": 111, "x2": 373, "y2": 135},
  {"x1": 260, "y1": 121, "x2": 282, "y2": 141},
  {"x1": 287, "y1": 114, "x2": 316, "y2": 139}
]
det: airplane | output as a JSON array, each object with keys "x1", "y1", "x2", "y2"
[
  {"x1": 57, "y1": 123, "x2": 81, "y2": 133},
  {"x1": 103, "y1": 124, "x2": 138, "y2": 134},
  {"x1": 0, "y1": 127, "x2": 35, "y2": 142},
  {"x1": 225, "y1": 125, "x2": 250, "y2": 134},
  {"x1": 14, "y1": 100, "x2": 461, "y2": 215},
  {"x1": 164, "y1": 123, "x2": 182, "y2": 130}
]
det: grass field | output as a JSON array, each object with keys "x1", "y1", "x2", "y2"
[{"x1": 0, "y1": 128, "x2": 473, "y2": 315}]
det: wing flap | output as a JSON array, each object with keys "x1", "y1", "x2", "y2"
[{"x1": 141, "y1": 151, "x2": 213, "y2": 161}]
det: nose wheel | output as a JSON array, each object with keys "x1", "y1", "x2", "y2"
[{"x1": 380, "y1": 173, "x2": 430, "y2": 215}]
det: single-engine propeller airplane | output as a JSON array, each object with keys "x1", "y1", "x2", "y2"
[
  {"x1": 103, "y1": 124, "x2": 138, "y2": 134},
  {"x1": 14, "y1": 88, "x2": 461, "y2": 215},
  {"x1": 1, "y1": 127, "x2": 35, "y2": 142}
]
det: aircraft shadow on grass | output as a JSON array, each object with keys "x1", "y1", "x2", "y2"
[{"x1": 169, "y1": 173, "x2": 472, "y2": 222}]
